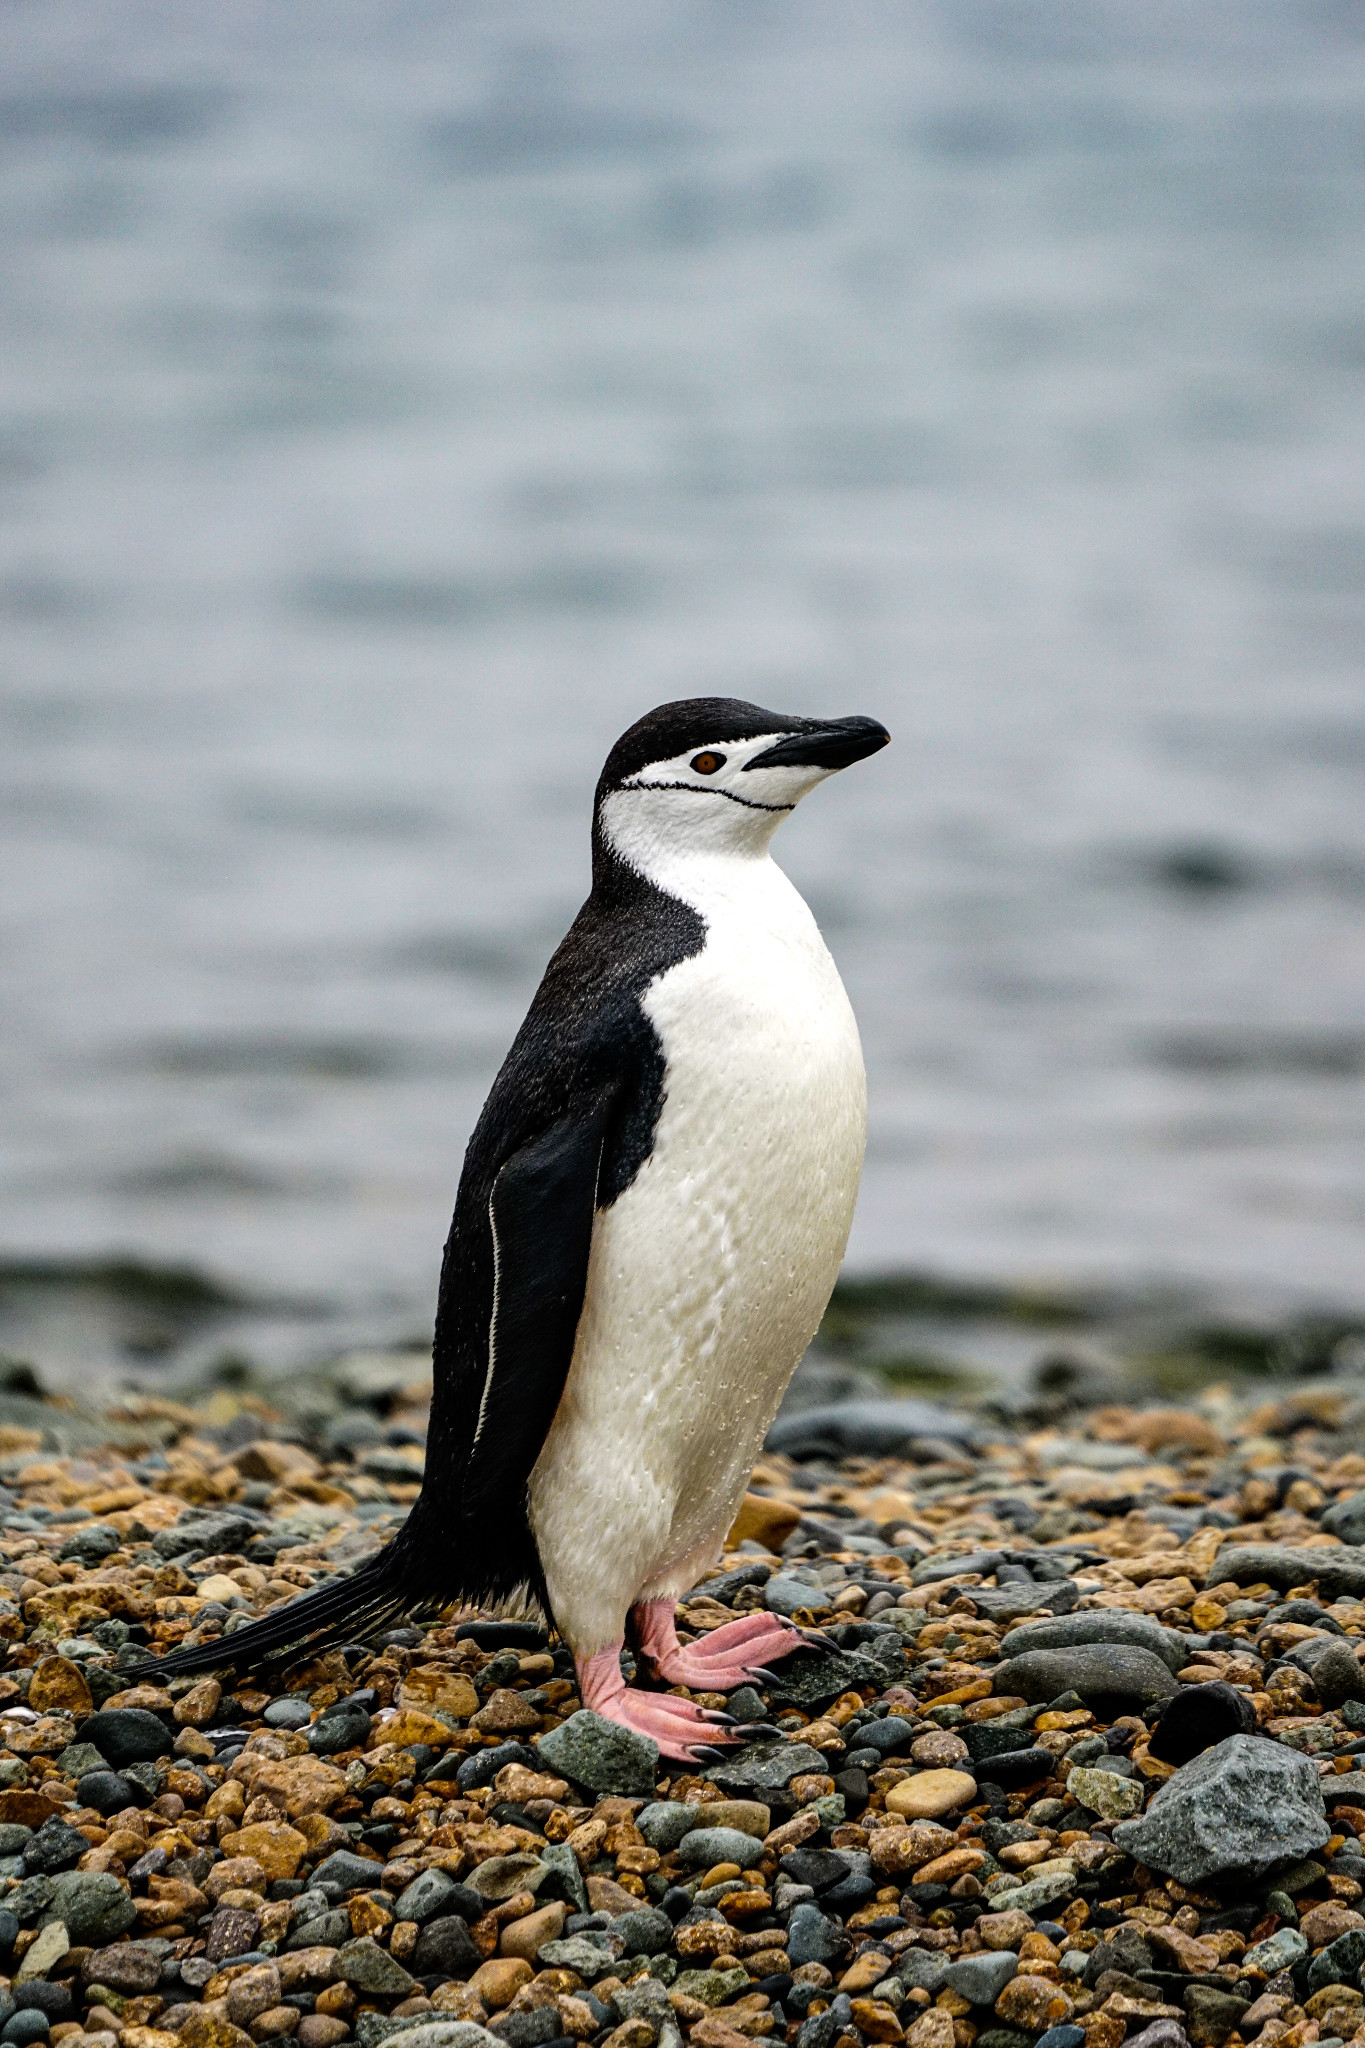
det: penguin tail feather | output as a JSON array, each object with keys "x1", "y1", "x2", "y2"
[{"x1": 126, "y1": 1547, "x2": 448, "y2": 1686}]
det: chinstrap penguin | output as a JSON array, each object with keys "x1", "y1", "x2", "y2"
[{"x1": 144, "y1": 697, "x2": 889, "y2": 1759}]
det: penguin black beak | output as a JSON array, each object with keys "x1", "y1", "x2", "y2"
[{"x1": 743, "y1": 716, "x2": 889, "y2": 773}]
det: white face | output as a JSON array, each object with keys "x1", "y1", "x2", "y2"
[{"x1": 600, "y1": 731, "x2": 836, "y2": 874}]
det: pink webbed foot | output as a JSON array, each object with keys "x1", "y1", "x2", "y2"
[
  {"x1": 632, "y1": 1599, "x2": 814, "y2": 1689},
  {"x1": 577, "y1": 1645, "x2": 738, "y2": 1763}
]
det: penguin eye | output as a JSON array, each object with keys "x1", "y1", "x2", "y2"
[{"x1": 690, "y1": 751, "x2": 726, "y2": 775}]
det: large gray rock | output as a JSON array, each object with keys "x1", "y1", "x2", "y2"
[
  {"x1": 1216, "y1": 1545, "x2": 1365, "y2": 1601},
  {"x1": 1183, "y1": 1984, "x2": 1249, "y2": 2048},
  {"x1": 912, "y1": 1550, "x2": 1005, "y2": 1587},
  {"x1": 986, "y1": 1870, "x2": 1075, "y2": 1917},
  {"x1": 1114, "y1": 1734, "x2": 1328, "y2": 1883},
  {"x1": 535, "y1": 1711, "x2": 658, "y2": 1798},
  {"x1": 150, "y1": 1510, "x2": 260, "y2": 1560},
  {"x1": 462, "y1": 1853, "x2": 544, "y2": 1902},
  {"x1": 990, "y1": 1645, "x2": 1179, "y2": 1710},
  {"x1": 998, "y1": 1611, "x2": 1187, "y2": 1676},
  {"x1": 38, "y1": 1872, "x2": 136, "y2": 1944}
]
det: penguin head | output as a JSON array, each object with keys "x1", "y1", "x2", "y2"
[{"x1": 596, "y1": 697, "x2": 889, "y2": 869}]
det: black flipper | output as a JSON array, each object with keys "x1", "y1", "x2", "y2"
[
  {"x1": 129, "y1": 790, "x2": 708, "y2": 1684},
  {"x1": 137, "y1": 1085, "x2": 621, "y2": 1681},
  {"x1": 462, "y1": 1091, "x2": 614, "y2": 1523}
]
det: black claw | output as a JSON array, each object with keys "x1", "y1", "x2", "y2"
[
  {"x1": 737, "y1": 1723, "x2": 784, "y2": 1741},
  {"x1": 706, "y1": 1712, "x2": 739, "y2": 1726},
  {"x1": 802, "y1": 1631, "x2": 837, "y2": 1650},
  {"x1": 748, "y1": 1666, "x2": 783, "y2": 1683},
  {"x1": 690, "y1": 1745, "x2": 730, "y2": 1763}
]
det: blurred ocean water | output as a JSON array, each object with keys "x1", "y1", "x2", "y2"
[{"x1": 2, "y1": 0, "x2": 1365, "y2": 1385}]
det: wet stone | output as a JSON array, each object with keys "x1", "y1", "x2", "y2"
[
  {"x1": 337, "y1": 1936, "x2": 417, "y2": 1997},
  {"x1": 394, "y1": 1870, "x2": 457, "y2": 1924},
  {"x1": 999, "y1": 1613, "x2": 1187, "y2": 1675},
  {"x1": 1182, "y1": 1990, "x2": 1251, "y2": 2048},
  {"x1": 677, "y1": 1827, "x2": 766, "y2": 1870},
  {"x1": 205, "y1": 1909, "x2": 263, "y2": 1961},
  {"x1": 77, "y1": 1709, "x2": 173, "y2": 1769},
  {"x1": 40, "y1": 1871, "x2": 136, "y2": 1944},
  {"x1": 1115, "y1": 1734, "x2": 1329, "y2": 1884},
  {"x1": 787, "y1": 1904, "x2": 846, "y2": 1968},
  {"x1": 308, "y1": 1706, "x2": 371, "y2": 1755},
  {"x1": 534, "y1": 1711, "x2": 658, "y2": 1797},
  {"x1": 1148, "y1": 1683, "x2": 1257, "y2": 1767},
  {"x1": 990, "y1": 1645, "x2": 1179, "y2": 1711},
  {"x1": 943, "y1": 1953, "x2": 1019, "y2": 2005}
]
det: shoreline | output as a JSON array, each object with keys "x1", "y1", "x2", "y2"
[{"x1": 0, "y1": 1371, "x2": 1358, "y2": 2048}]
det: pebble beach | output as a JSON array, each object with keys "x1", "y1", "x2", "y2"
[{"x1": 0, "y1": 1372, "x2": 1361, "y2": 2048}]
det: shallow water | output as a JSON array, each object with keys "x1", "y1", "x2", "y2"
[{"x1": 2, "y1": 2, "x2": 1365, "y2": 1386}]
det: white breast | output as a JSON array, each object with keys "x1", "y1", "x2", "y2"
[{"x1": 528, "y1": 848, "x2": 866, "y2": 1656}]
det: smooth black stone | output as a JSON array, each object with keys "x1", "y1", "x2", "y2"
[
  {"x1": 972, "y1": 1748, "x2": 1054, "y2": 1789},
  {"x1": 857, "y1": 1716, "x2": 916, "y2": 1757},
  {"x1": 76, "y1": 1709, "x2": 173, "y2": 1769},
  {"x1": 307, "y1": 1706, "x2": 371, "y2": 1755},
  {"x1": 1148, "y1": 1681, "x2": 1257, "y2": 1766}
]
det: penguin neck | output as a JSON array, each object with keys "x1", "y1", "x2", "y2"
[{"x1": 593, "y1": 785, "x2": 788, "y2": 919}]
